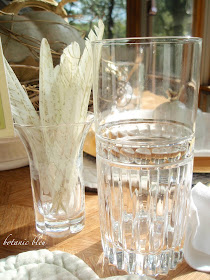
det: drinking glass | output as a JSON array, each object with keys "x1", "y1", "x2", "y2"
[
  {"x1": 92, "y1": 37, "x2": 202, "y2": 276},
  {"x1": 15, "y1": 113, "x2": 93, "y2": 238}
]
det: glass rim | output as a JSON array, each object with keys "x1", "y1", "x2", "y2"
[
  {"x1": 91, "y1": 36, "x2": 202, "y2": 46},
  {"x1": 14, "y1": 112, "x2": 94, "y2": 129}
]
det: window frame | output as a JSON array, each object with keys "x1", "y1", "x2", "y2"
[{"x1": 126, "y1": 0, "x2": 209, "y2": 87}]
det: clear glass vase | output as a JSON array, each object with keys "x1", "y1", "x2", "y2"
[{"x1": 15, "y1": 113, "x2": 93, "y2": 238}]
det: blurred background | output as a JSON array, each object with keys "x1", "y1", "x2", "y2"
[{"x1": 66, "y1": 0, "x2": 192, "y2": 38}]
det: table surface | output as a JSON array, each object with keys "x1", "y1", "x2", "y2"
[{"x1": 0, "y1": 166, "x2": 210, "y2": 280}]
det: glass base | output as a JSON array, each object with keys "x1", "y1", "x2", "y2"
[
  {"x1": 103, "y1": 241, "x2": 184, "y2": 276},
  {"x1": 36, "y1": 215, "x2": 85, "y2": 238}
]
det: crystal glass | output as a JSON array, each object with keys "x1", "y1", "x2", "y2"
[
  {"x1": 15, "y1": 113, "x2": 93, "y2": 238},
  {"x1": 92, "y1": 38, "x2": 202, "y2": 276}
]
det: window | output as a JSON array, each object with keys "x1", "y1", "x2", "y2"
[
  {"x1": 152, "y1": 0, "x2": 193, "y2": 36},
  {"x1": 127, "y1": 0, "x2": 194, "y2": 37},
  {"x1": 65, "y1": 0, "x2": 126, "y2": 38},
  {"x1": 64, "y1": 0, "x2": 209, "y2": 110},
  {"x1": 127, "y1": 0, "x2": 209, "y2": 111}
]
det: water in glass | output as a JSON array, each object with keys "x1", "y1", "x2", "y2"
[{"x1": 96, "y1": 119, "x2": 193, "y2": 276}]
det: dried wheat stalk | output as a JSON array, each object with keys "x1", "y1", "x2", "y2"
[{"x1": 5, "y1": 20, "x2": 104, "y2": 213}]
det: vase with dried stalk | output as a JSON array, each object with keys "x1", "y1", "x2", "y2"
[
  {"x1": 15, "y1": 114, "x2": 93, "y2": 237},
  {"x1": 4, "y1": 20, "x2": 104, "y2": 237}
]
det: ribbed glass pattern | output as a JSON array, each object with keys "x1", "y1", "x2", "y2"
[{"x1": 96, "y1": 120, "x2": 193, "y2": 276}]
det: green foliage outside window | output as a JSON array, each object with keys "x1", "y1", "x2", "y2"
[
  {"x1": 60, "y1": 0, "x2": 192, "y2": 39},
  {"x1": 64, "y1": 0, "x2": 126, "y2": 38},
  {"x1": 152, "y1": 0, "x2": 193, "y2": 36}
]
